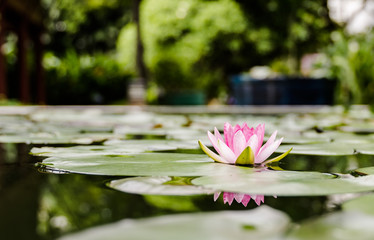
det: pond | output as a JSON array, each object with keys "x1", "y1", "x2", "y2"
[{"x1": 2, "y1": 105, "x2": 374, "y2": 239}]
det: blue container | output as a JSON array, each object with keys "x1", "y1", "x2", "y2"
[{"x1": 230, "y1": 75, "x2": 336, "y2": 105}]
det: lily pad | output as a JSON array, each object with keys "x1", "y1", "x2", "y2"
[
  {"x1": 31, "y1": 145, "x2": 132, "y2": 157},
  {"x1": 339, "y1": 122, "x2": 374, "y2": 134},
  {"x1": 40, "y1": 153, "x2": 255, "y2": 176},
  {"x1": 109, "y1": 176, "x2": 214, "y2": 195},
  {"x1": 342, "y1": 194, "x2": 374, "y2": 216},
  {"x1": 0, "y1": 133, "x2": 115, "y2": 145},
  {"x1": 353, "y1": 166, "x2": 374, "y2": 175},
  {"x1": 284, "y1": 131, "x2": 374, "y2": 144},
  {"x1": 277, "y1": 140, "x2": 374, "y2": 156},
  {"x1": 58, "y1": 206, "x2": 290, "y2": 240},
  {"x1": 114, "y1": 126, "x2": 206, "y2": 141},
  {"x1": 350, "y1": 143, "x2": 374, "y2": 155},
  {"x1": 104, "y1": 139, "x2": 199, "y2": 149},
  {"x1": 31, "y1": 139, "x2": 199, "y2": 157},
  {"x1": 288, "y1": 211, "x2": 374, "y2": 240},
  {"x1": 192, "y1": 171, "x2": 374, "y2": 196},
  {"x1": 276, "y1": 143, "x2": 354, "y2": 156}
]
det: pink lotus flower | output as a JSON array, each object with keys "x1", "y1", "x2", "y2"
[
  {"x1": 198, "y1": 122, "x2": 291, "y2": 166},
  {"x1": 214, "y1": 192, "x2": 266, "y2": 207}
]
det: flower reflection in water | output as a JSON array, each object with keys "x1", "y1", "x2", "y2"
[
  {"x1": 214, "y1": 192, "x2": 268, "y2": 207},
  {"x1": 212, "y1": 167, "x2": 278, "y2": 207}
]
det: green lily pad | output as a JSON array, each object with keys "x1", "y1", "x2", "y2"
[
  {"x1": 353, "y1": 166, "x2": 374, "y2": 175},
  {"x1": 325, "y1": 131, "x2": 374, "y2": 143},
  {"x1": 277, "y1": 140, "x2": 374, "y2": 156},
  {"x1": 104, "y1": 139, "x2": 199, "y2": 149},
  {"x1": 40, "y1": 153, "x2": 256, "y2": 176},
  {"x1": 280, "y1": 136, "x2": 329, "y2": 144},
  {"x1": 31, "y1": 145, "x2": 132, "y2": 157},
  {"x1": 58, "y1": 206, "x2": 290, "y2": 240},
  {"x1": 276, "y1": 143, "x2": 354, "y2": 156},
  {"x1": 192, "y1": 171, "x2": 374, "y2": 196},
  {"x1": 0, "y1": 133, "x2": 115, "y2": 145},
  {"x1": 350, "y1": 143, "x2": 374, "y2": 155},
  {"x1": 288, "y1": 211, "x2": 374, "y2": 240},
  {"x1": 339, "y1": 123, "x2": 374, "y2": 134},
  {"x1": 342, "y1": 194, "x2": 374, "y2": 216},
  {"x1": 277, "y1": 128, "x2": 374, "y2": 149},
  {"x1": 109, "y1": 176, "x2": 214, "y2": 195},
  {"x1": 31, "y1": 139, "x2": 199, "y2": 157},
  {"x1": 114, "y1": 126, "x2": 206, "y2": 141}
]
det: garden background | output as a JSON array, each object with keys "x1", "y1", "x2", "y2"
[
  {"x1": 2, "y1": 0, "x2": 374, "y2": 107},
  {"x1": 3, "y1": 1, "x2": 374, "y2": 240}
]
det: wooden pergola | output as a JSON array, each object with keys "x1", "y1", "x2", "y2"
[{"x1": 0, "y1": 0, "x2": 45, "y2": 104}]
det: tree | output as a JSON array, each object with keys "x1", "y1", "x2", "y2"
[{"x1": 43, "y1": 0, "x2": 133, "y2": 55}]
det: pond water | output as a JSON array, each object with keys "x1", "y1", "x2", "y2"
[{"x1": 2, "y1": 105, "x2": 374, "y2": 239}]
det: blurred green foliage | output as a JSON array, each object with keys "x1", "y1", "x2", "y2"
[
  {"x1": 118, "y1": 0, "x2": 250, "y2": 95},
  {"x1": 44, "y1": 51, "x2": 130, "y2": 104},
  {"x1": 42, "y1": 0, "x2": 132, "y2": 54},
  {"x1": 1, "y1": 0, "x2": 340, "y2": 104},
  {"x1": 37, "y1": 0, "x2": 133, "y2": 104},
  {"x1": 37, "y1": 0, "x2": 342, "y2": 104},
  {"x1": 237, "y1": 0, "x2": 334, "y2": 61},
  {"x1": 117, "y1": 0, "x2": 334, "y2": 100},
  {"x1": 316, "y1": 31, "x2": 374, "y2": 106}
]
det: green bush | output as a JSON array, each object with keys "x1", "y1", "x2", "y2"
[
  {"x1": 44, "y1": 51, "x2": 131, "y2": 104},
  {"x1": 117, "y1": 0, "x2": 334, "y2": 102},
  {"x1": 117, "y1": 0, "x2": 249, "y2": 95},
  {"x1": 315, "y1": 31, "x2": 374, "y2": 105}
]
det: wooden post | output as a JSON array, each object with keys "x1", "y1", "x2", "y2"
[
  {"x1": 34, "y1": 29, "x2": 45, "y2": 104},
  {"x1": 17, "y1": 18, "x2": 30, "y2": 103},
  {"x1": 133, "y1": 0, "x2": 147, "y2": 83},
  {"x1": 128, "y1": 0, "x2": 147, "y2": 104},
  {"x1": 0, "y1": 8, "x2": 7, "y2": 99}
]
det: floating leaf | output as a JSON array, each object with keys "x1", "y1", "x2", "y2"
[
  {"x1": 31, "y1": 145, "x2": 134, "y2": 157},
  {"x1": 192, "y1": 171, "x2": 374, "y2": 196},
  {"x1": 339, "y1": 124, "x2": 374, "y2": 134},
  {"x1": 109, "y1": 176, "x2": 214, "y2": 195},
  {"x1": 58, "y1": 206, "x2": 290, "y2": 240},
  {"x1": 40, "y1": 153, "x2": 255, "y2": 176},
  {"x1": 354, "y1": 166, "x2": 374, "y2": 175},
  {"x1": 277, "y1": 142, "x2": 356, "y2": 156},
  {"x1": 342, "y1": 194, "x2": 374, "y2": 216},
  {"x1": 351, "y1": 143, "x2": 374, "y2": 155},
  {"x1": 278, "y1": 140, "x2": 374, "y2": 156},
  {"x1": 31, "y1": 139, "x2": 199, "y2": 157},
  {"x1": 288, "y1": 211, "x2": 374, "y2": 239},
  {"x1": 0, "y1": 133, "x2": 115, "y2": 145}
]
